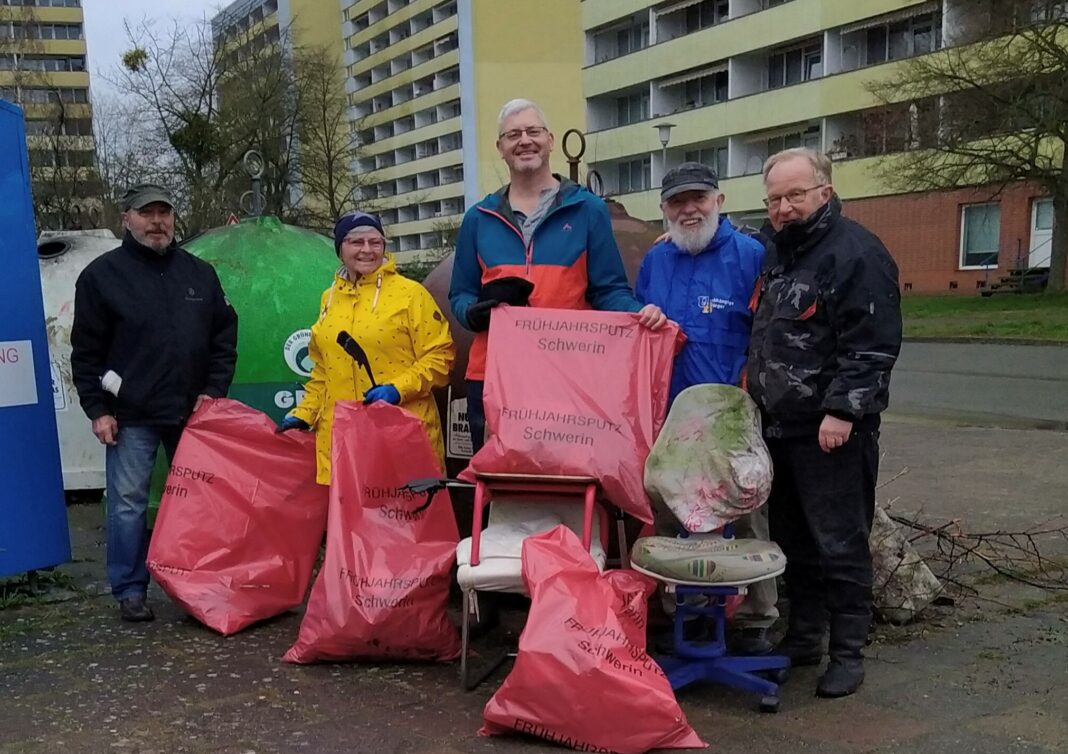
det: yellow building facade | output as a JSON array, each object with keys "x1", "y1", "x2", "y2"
[
  {"x1": 0, "y1": 0, "x2": 94, "y2": 228},
  {"x1": 581, "y1": 0, "x2": 950, "y2": 222}
]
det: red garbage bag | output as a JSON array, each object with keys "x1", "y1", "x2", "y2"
[
  {"x1": 147, "y1": 398, "x2": 328, "y2": 636},
  {"x1": 284, "y1": 401, "x2": 460, "y2": 663},
  {"x1": 481, "y1": 525, "x2": 706, "y2": 754},
  {"x1": 462, "y1": 307, "x2": 682, "y2": 524}
]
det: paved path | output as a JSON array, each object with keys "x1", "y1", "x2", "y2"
[
  {"x1": 891, "y1": 342, "x2": 1068, "y2": 428},
  {"x1": 2, "y1": 421, "x2": 1066, "y2": 754}
]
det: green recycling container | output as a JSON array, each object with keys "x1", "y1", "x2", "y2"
[{"x1": 147, "y1": 216, "x2": 338, "y2": 525}]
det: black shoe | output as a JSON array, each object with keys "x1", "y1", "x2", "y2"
[
  {"x1": 119, "y1": 596, "x2": 155, "y2": 622},
  {"x1": 816, "y1": 613, "x2": 869, "y2": 698},
  {"x1": 731, "y1": 627, "x2": 774, "y2": 656}
]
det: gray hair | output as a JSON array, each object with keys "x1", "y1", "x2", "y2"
[
  {"x1": 497, "y1": 98, "x2": 549, "y2": 133},
  {"x1": 763, "y1": 147, "x2": 832, "y2": 185}
]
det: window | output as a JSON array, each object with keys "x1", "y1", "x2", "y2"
[
  {"x1": 615, "y1": 92, "x2": 649, "y2": 126},
  {"x1": 960, "y1": 204, "x2": 1001, "y2": 268},
  {"x1": 768, "y1": 43, "x2": 821, "y2": 89},
  {"x1": 682, "y1": 71, "x2": 728, "y2": 107},
  {"x1": 767, "y1": 125, "x2": 821, "y2": 154},
  {"x1": 861, "y1": 100, "x2": 936, "y2": 155},
  {"x1": 617, "y1": 157, "x2": 651, "y2": 193},
  {"x1": 865, "y1": 12, "x2": 942, "y2": 65},
  {"x1": 1034, "y1": 198, "x2": 1054, "y2": 230},
  {"x1": 615, "y1": 22, "x2": 649, "y2": 57},
  {"x1": 685, "y1": 146, "x2": 729, "y2": 180},
  {"x1": 684, "y1": 0, "x2": 729, "y2": 32}
]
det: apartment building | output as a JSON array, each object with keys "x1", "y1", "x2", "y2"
[
  {"x1": 582, "y1": 0, "x2": 1061, "y2": 293},
  {"x1": 213, "y1": 0, "x2": 586, "y2": 258},
  {"x1": 212, "y1": 0, "x2": 345, "y2": 61},
  {"x1": 0, "y1": 0, "x2": 94, "y2": 229},
  {"x1": 342, "y1": 0, "x2": 585, "y2": 256}
]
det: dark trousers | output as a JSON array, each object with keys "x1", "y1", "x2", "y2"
[
  {"x1": 466, "y1": 379, "x2": 486, "y2": 454},
  {"x1": 767, "y1": 429, "x2": 879, "y2": 619}
]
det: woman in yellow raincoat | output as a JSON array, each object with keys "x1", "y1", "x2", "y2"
[{"x1": 279, "y1": 211, "x2": 454, "y2": 484}]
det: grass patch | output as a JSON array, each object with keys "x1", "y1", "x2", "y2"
[
  {"x1": 902, "y1": 292, "x2": 1068, "y2": 342},
  {"x1": 0, "y1": 570, "x2": 80, "y2": 610}
]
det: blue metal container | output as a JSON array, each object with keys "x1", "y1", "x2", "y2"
[{"x1": 0, "y1": 100, "x2": 70, "y2": 577}]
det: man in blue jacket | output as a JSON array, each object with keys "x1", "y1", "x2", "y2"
[
  {"x1": 636, "y1": 162, "x2": 776, "y2": 654},
  {"x1": 450, "y1": 98, "x2": 665, "y2": 452}
]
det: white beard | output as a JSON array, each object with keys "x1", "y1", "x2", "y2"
[{"x1": 667, "y1": 209, "x2": 720, "y2": 255}]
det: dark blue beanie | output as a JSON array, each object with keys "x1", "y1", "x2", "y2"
[{"x1": 333, "y1": 211, "x2": 384, "y2": 255}]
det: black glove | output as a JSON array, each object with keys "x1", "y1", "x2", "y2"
[
  {"x1": 276, "y1": 416, "x2": 310, "y2": 433},
  {"x1": 466, "y1": 299, "x2": 498, "y2": 332},
  {"x1": 479, "y1": 276, "x2": 534, "y2": 306}
]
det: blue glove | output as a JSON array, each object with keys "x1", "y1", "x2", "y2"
[
  {"x1": 276, "y1": 415, "x2": 310, "y2": 433},
  {"x1": 363, "y1": 384, "x2": 401, "y2": 405}
]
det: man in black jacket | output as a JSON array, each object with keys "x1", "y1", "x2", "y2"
[
  {"x1": 747, "y1": 149, "x2": 901, "y2": 698},
  {"x1": 71, "y1": 183, "x2": 237, "y2": 622}
]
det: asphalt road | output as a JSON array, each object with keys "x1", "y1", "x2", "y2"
[{"x1": 890, "y1": 342, "x2": 1068, "y2": 428}]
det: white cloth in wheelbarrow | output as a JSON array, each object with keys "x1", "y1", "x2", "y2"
[{"x1": 644, "y1": 384, "x2": 773, "y2": 533}]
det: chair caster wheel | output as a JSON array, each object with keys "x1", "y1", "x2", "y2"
[{"x1": 759, "y1": 695, "x2": 781, "y2": 713}]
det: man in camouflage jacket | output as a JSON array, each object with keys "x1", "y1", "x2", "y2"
[{"x1": 746, "y1": 148, "x2": 902, "y2": 699}]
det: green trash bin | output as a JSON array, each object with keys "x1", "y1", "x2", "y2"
[{"x1": 146, "y1": 216, "x2": 338, "y2": 526}]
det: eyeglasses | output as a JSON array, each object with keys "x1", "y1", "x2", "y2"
[
  {"x1": 498, "y1": 126, "x2": 548, "y2": 142},
  {"x1": 342, "y1": 238, "x2": 385, "y2": 251},
  {"x1": 763, "y1": 184, "x2": 827, "y2": 209}
]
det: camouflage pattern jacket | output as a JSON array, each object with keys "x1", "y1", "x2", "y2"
[{"x1": 745, "y1": 197, "x2": 902, "y2": 438}]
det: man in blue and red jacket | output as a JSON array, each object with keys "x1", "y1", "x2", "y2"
[{"x1": 449, "y1": 98, "x2": 665, "y2": 451}]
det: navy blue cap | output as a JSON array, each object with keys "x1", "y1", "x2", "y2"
[{"x1": 333, "y1": 211, "x2": 384, "y2": 254}]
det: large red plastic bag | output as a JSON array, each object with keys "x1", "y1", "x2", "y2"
[
  {"x1": 481, "y1": 525, "x2": 706, "y2": 753},
  {"x1": 147, "y1": 398, "x2": 328, "y2": 636},
  {"x1": 462, "y1": 307, "x2": 682, "y2": 524},
  {"x1": 645, "y1": 384, "x2": 773, "y2": 532},
  {"x1": 284, "y1": 401, "x2": 460, "y2": 663}
]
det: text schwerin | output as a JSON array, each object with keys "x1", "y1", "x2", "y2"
[
  {"x1": 565, "y1": 616, "x2": 662, "y2": 678},
  {"x1": 536, "y1": 337, "x2": 606, "y2": 356}
]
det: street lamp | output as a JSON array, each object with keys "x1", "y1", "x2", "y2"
[{"x1": 654, "y1": 122, "x2": 675, "y2": 182}]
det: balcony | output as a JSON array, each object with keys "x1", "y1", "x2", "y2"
[
  {"x1": 654, "y1": 0, "x2": 729, "y2": 43},
  {"x1": 832, "y1": 4, "x2": 942, "y2": 74},
  {"x1": 586, "y1": 12, "x2": 649, "y2": 66},
  {"x1": 585, "y1": 54, "x2": 913, "y2": 163},
  {"x1": 584, "y1": 0, "x2": 919, "y2": 97}
]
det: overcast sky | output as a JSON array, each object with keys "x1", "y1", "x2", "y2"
[{"x1": 84, "y1": 0, "x2": 227, "y2": 97}]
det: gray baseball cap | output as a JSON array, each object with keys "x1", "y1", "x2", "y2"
[
  {"x1": 121, "y1": 183, "x2": 175, "y2": 211},
  {"x1": 661, "y1": 162, "x2": 719, "y2": 201}
]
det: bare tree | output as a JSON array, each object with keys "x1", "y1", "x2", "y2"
[
  {"x1": 868, "y1": 0, "x2": 1068, "y2": 292},
  {"x1": 289, "y1": 43, "x2": 371, "y2": 232},
  {"x1": 0, "y1": 7, "x2": 97, "y2": 229},
  {"x1": 91, "y1": 93, "x2": 163, "y2": 233},
  {"x1": 111, "y1": 16, "x2": 302, "y2": 235}
]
